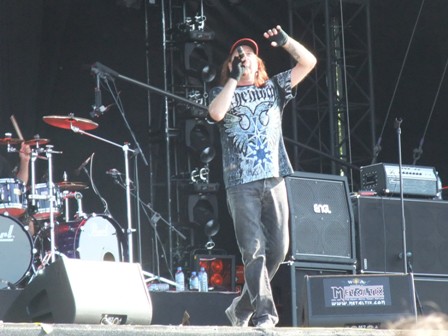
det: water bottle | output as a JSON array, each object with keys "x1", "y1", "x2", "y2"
[
  {"x1": 436, "y1": 171, "x2": 443, "y2": 200},
  {"x1": 198, "y1": 267, "x2": 208, "y2": 292},
  {"x1": 175, "y1": 266, "x2": 185, "y2": 292},
  {"x1": 189, "y1": 271, "x2": 199, "y2": 291}
]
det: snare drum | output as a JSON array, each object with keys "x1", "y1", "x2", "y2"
[
  {"x1": 0, "y1": 178, "x2": 27, "y2": 217},
  {"x1": 29, "y1": 183, "x2": 62, "y2": 220},
  {"x1": 57, "y1": 214, "x2": 127, "y2": 262},
  {"x1": 0, "y1": 214, "x2": 33, "y2": 288}
]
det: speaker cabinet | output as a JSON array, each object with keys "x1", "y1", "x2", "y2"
[
  {"x1": 354, "y1": 196, "x2": 448, "y2": 275},
  {"x1": 414, "y1": 276, "x2": 448, "y2": 315},
  {"x1": 285, "y1": 172, "x2": 356, "y2": 264},
  {"x1": 272, "y1": 262, "x2": 355, "y2": 327},
  {"x1": 5, "y1": 257, "x2": 152, "y2": 324},
  {"x1": 303, "y1": 273, "x2": 417, "y2": 328}
]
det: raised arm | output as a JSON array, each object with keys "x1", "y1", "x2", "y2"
[
  {"x1": 264, "y1": 25, "x2": 317, "y2": 88},
  {"x1": 16, "y1": 142, "x2": 30, "y2": 184}
]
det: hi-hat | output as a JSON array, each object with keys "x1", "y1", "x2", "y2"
[
  {"x1": 25, "y1": 138, "x2": 50, "y2": 146},
  {"x1": 57, "y1": 181, "x2": 88, "y2": 191},
  {"x1": 43, "y1": 114, "x2": 98, "y2": 131},
  {"x1": 0, "y1": 137, "x2": 22, "y2": 145}
]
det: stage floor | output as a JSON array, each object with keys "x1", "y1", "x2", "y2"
[{"x1": 0, "y1": 324, "x2": 413, "y2": 336}]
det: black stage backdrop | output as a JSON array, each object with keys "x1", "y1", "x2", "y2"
[{"x1": 1, "y1": 0, "x2": 448, "y2": 275}]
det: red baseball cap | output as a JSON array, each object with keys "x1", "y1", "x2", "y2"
[{"x1": 229, "y1": 38, "x2": 259, "y2": 56}]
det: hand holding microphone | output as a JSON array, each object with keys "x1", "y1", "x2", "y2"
[{"x1": 230, "y1": 46, "x2": 245, "y2": 81}]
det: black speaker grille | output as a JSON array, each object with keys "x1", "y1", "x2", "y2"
[
  {"x1": 286, "y1": 172, "x2": 355, "y2": 264},
  {"x1": 355, "y1": 197, "x2": 448, "y2": 275}
]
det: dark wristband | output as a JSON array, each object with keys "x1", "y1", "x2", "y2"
[{"x1": 268, "y1": 29, "x2": 288, "y2": 47}]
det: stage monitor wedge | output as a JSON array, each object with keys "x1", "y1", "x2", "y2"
[{"x1": 5, "y1": 257, "x2": 152, "y2": 325}]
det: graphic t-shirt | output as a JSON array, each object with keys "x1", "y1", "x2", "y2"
[{"x1": 209, "y1": 70, "x2": 295, "y2": 189}]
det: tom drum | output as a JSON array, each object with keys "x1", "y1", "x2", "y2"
[
  {"x1": 29, "y1": 183, "x2": 62, "y2": 220},
  {"x1": 0, "y1": 178, "x2": 27, "y2": 217}
]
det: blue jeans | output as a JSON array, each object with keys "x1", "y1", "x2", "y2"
[{"x1": 226, "y1": 177, "x2": 289, "y2": 326}]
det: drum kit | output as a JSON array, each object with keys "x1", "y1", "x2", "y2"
[{"x1": 0, "y1": 115, "x2": 127, "y2": 289}]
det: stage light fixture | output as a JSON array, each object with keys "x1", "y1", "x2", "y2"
[
  {"x1": 185, "y1": 119, "x2": 216, "y2": 164},
  {"x1": 184, "y1": 42, "x2": 216, "y2": 83},
  {"x1": 193, "y1": 254, "x2": 236, "y2": 291},
  {"x1": 188, "y1": 193, "x2": 219, "y2": 238}
]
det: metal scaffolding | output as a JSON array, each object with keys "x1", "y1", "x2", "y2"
[{"x1": 286, "y1": 0, "x2": 376, "y2": 191}]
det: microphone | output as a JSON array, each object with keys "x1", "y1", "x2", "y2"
[
  {"x1": 398, "y1": 251, "x2": 412, "y2": 259},
  {"x1": 106, "y1": 168, "x2": 122, "y2": 177},
  {"x1": 91, "y1": 62, "x2": 119, "y2": 78},
  {"x1": 394, "y1": 117, "x2": 403, "y2": 129},
  {"x1": 74, "y1": 153, "x2": 94, "y2": 176},
  {"x1": 236, "y1": 46, "x2": 246, "y2": 68},
  {"x1": 236, "y1": 46, "x2": 245, "y2": 60},
  {"x1": 106, "y1": 168, "x2": 135, "y2": 186},
  {"x1": 89, "y1": 74, "x2": 111, "y2": 118}
]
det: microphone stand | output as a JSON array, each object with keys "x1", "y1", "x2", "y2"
[
  {"x1": 91, "y1": 62, "x2": 208, "y2": 113},
  {"x1": 395, "y1": 118, "x2": 422, "y2": 319},
  {"x1": 70, "y1": 124, "x2": 135, "y2": 263},
  {"x1": 111, "y1": 174, "x2": 186, "y2": 283},
  {"x1": 395, "y1": 118, "x2": 408, "y2": 274},
  {"x1": 91, "y1": 62, "x2": 207, "y2": 276}
]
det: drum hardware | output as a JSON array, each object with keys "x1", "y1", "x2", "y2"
[
  {"x1": 27, "y1": 143, "x2": 63, "y2": 264},
  {"x1": 56, "y1": 171, "x2": 88, "y2": 222},
  {"x1": 43, "y1": 115, "x2": 136, "y2": 263},
  {"x1": 61, "y1": 191, "x2": 87, "y2": 220}
]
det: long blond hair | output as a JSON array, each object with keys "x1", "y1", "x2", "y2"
[{"x1": 219, "y1": 55, "x2": 269, "y2": 87}]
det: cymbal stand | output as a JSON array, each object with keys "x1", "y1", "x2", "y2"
[
  {"x1": 29, "y1": 141, "x2": 46, "y2": 209},
  {"x1": 62, "y1": 172, "x2": 71, "y2": 222},
  {"x1": 28, "y1": 145, "x2": 63, "y2": 264},
  {"x1": 70, "y1": 124, "x2": 135, "y2": 263}
]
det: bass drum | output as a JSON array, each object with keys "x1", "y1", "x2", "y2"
[
  {"x1": 57, "y1": 214, "x2": 128, "y2": 262},
  {"x1": 0, "y1": 214, "x2": 33, "y2": 289}
]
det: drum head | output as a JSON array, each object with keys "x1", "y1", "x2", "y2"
[
  {"x1": 0, "y1": 215, "x2": 33, "y2": 288},
  {"x1": 57, "y1": 214, "x2": 127, "y2": 262},
  {"x1": 78, "y1": 216, "x2": 121, "y2": 261}
]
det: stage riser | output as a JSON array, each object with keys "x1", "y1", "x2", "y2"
[
  {"x1": 272, "y1": 262, "x2": 355, "y2": 327},
  {"x1": 273, "y1": 263, "x2": 448, "y2": 326},
  {"x1": 150, "y1": 291, "x2": 237, "y2": 325}
]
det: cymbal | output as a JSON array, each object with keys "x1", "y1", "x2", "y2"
[
  {"x1": 43, "y1": 115, "x2": 98, "y2": 131},
  {"x1": 57, "y1": 181, "x2": 88, "y2": 191},
  {"x1": 25, "y1": 138, "x2": 50, "y2": 146},
  {"x1": 0, "y1": 137, "x2": 22, "y2": 145}
]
